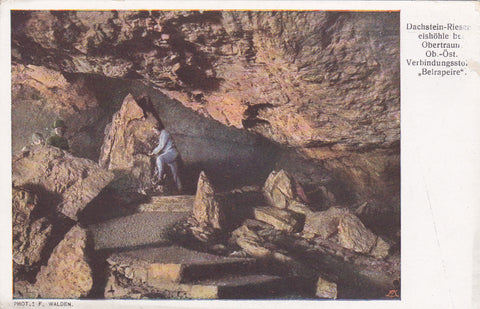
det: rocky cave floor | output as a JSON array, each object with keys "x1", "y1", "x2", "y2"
[{"x1": 13, "y1": 143, "x2": 400, "y2": 300}]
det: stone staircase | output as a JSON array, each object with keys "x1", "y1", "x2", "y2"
[
  {"x1": 89, "y1": 195, "x2": 305, "y2": 299},
  {"x1": 105, "y1": 246, "x2": 294, "y2": 299}
]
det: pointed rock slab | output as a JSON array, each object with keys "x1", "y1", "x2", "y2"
[
  {"x1": 35, "y1": 225, "x2": 93, "y2": 299},
  {"x1": 192, "y1": 171, "x2": 224, "y2": 230},
  {"x1": 12, "y1": 188, "x2": 52, "y2": 267},
  {"x1": 99, "y1": 93, "x2": 161, "y2": 190},
  {"x1": 254, "y1": 206, "x2": 304, "y2": 233},
  {"x1": 12, "y1": 145, "x2": 114, "y2": 221}
]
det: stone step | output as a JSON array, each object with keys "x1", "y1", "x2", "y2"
[
  {"x1": 107, "y1": 246, "x2": 260, "y2": 284},
  {"x1": 89, "y1": 212, "x2": 190, "y2": 250},
  {"x1": 136, "y1": 195, "x2": 195, "y2": 213},
  {"x1": 147, "y1": 274, "x2": 288, "y2": 299}
]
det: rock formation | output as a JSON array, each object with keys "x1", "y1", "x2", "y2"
[
  {"x1": 302, "y1": 206, "x2": 391, "y2": 259},
  {"x1": 12, "y1": 10, "x2": 400, "y2": 209},
  {"x1": 338, "y1": 212, "x2": 390, "y2": 259},
  {"x1": 13, "y1": 144, "x2": 114, "y2": 220},
  {"x1": 99, "y1": 93, "x2": 161, "y2": 191},
  {"x1": 10, "y1": 10, "x2": 401, "y2": 300},
  {"x1": 35, "y1": 225, "x2": 93, "y2": 298}
]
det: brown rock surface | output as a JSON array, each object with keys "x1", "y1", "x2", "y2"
[
  {"x1": 99, "y1": 93, "x2": 160, "y2": 191},
  {"x1": 35, "y1": 225, "x2": 93, "y2": 299},
  {"x1": 12, "y1": 10, "x2": 400, "y2": 211},
  {"x1": 12, "y1": 188, "x2": 52, "y2": 267},
  {"x1": 12, "y1": 145, "x2": 114, "y2": 220},
  {"x1": 192, "y1": 171, "x2": 224, "y2": 230},
  {"x1": 12, "y1": 11, "x2": 399, "y2": 149}
]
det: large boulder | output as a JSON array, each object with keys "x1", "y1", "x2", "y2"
[
  {"x1": 302, "y1": 207, "x2": 391, "y2": 259},
  {"x1": 99, "y1": 93, "x2": 161, "y2": 191},
  {"x1": 12, "y1": 188, "x2": 52, "y2": 267},
  {"x1": 35, "y1": 225, "x2": 93, "y2": 299},
  {"x1": 338, "y1": 212, "x2": 390, "y2": 259},
  {"x1": 12, "y1": 145, "x2": 114, "y2": 221}
]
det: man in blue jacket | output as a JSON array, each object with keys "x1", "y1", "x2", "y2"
[{"x1": 148, "y1": 127, "x2": 182, "y2": 193}]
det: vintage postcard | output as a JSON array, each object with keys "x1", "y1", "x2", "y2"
[{"x1": 1, "y1": 1, "x2": 479, "y2": 309}]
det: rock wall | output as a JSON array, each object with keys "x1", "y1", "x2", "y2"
[
  {"x1": 12, "y1": 10, "x2": 400, "y2": 212},
  {"x1": 12, "y1": 10, "x2": 399, "y2": 149}
]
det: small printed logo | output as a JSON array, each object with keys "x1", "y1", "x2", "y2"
[
  {"x1": 386, "y1": 279, "x2": 400, "y2": 298},
  {"x1": 386, "y1": 289, "x2": 400, "y2": 298}
]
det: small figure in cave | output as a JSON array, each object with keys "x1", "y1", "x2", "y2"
[
  {"x1": 19, "y1": 132, "x2": 45, "y2": 157},
  {"x1": 31, "y1": 132, "x2": 45, "y2": 146},
  {"x1": 46, "y1": 119, "x2": 69, "y2": 151},
  {"x1": 148, "y1": 127, "x2": 183, "y2": 193}
]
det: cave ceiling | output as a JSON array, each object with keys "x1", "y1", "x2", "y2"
[{"x1": 11, "y1": 10, "x2": 400, "y2": 153}]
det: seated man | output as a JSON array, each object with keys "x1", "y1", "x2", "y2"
[
  {"x1": 148, "y1": 127, "x2": 182, "y2": 193},
  {"x1": 46, "y1": 119, "x2": 69, "y2": 151}
]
